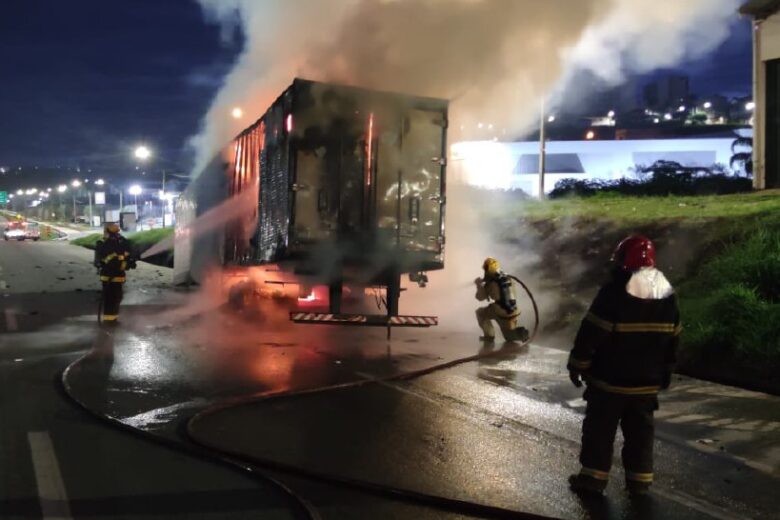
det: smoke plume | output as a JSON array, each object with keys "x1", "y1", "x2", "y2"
[
  {"x1": 193, "y1": 0, "x2": 740, "y2": 174},
  {"x1": 187, "y1": 0, "x2": 741, "y2": 334}
]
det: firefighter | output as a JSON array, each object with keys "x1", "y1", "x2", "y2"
[
  {"x1": 475, "y1": 257, "x2": 529, "y2": 343},
  {"x1": 94, "y1": 223, "x2": 136, "y2": 324},
  {"x1": 567, "y1": 235, "x2": 681, "y2": 496}
]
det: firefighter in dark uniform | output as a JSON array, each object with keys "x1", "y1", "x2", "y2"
[
  {"x1": 94, "y1": 223, "x2": 136, "y2": 324},
  {"x1": 568, "y1": 235, "x2": 681, "y2": 496},
  {"x1": 475, "y1": 257, "x2": 530, "y2": 343}
]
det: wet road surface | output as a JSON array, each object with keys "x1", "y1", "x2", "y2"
[{"x1": 3, "y1": 229, "x2": 780, "y2": 519}]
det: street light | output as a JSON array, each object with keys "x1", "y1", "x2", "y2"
[
  {"x1": 703, "y1": 101, "x2": 712, "y2": 109},
  {"x1": 231, "y1": 107, "x2": 243, "y2": 119},
  {"x1": 57, "y1": 185, "x2": 67, "y2": 193},
  {"x1": 746, "y1": 101, "x2": 756, "y2": 111},
  {"x1": 607, "y1": 110, "x2": 615, "y2": 118},
  {"x1": 71, "y1": 179, "x2": 81, "y2": 188},
  {"x1": 134, "y1": 145, "x2": 152, "y2": 160},
  {"x1": 16, "y1": 189, "x2": 23, "y2": 195},
  {"x1": 95, "y1": 178, "x2": 105, "y2": 186}
]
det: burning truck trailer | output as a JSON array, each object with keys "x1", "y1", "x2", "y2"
[{"x1": 175, "y1": 78, "x2": 448, "y2": 331}]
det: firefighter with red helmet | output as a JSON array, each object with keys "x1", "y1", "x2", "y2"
[
  {"x1": 475, "y1": 257, "x2": 529, "y2": 343},
  {"x1": 94, "y1": 223, "x2": 136, "y2": 324},
  {"x1": 568, "y1": 235, "x2": 681, "y2": 496}
]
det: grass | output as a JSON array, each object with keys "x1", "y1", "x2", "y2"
[
  {"x1": 72, "y1": 228, "x2": 174, "y2": 256},
  {"x1": 510, "y1": 190, "x2": 780, "y2": 224},
  {"x1": 514, "y1": 189, "x2": 780, "y2": 391}
]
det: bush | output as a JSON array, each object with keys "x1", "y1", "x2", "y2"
[
  {"x1": 549, "y1": 170, "x2": 752, "y2": 199},
  {"x1": 679, "y1": 223, "x2": 780, "y2": 374}
]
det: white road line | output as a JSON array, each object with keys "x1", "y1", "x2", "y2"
[
  {"x1": 4, "y1": 308, "x2": 17, "y2": 331},
  {"x1": 27, "y1": 431, "x2": 73, "y2": 520}
]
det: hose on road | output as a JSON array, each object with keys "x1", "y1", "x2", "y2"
[
  {"x1": 60, "y1": 330, "x2": 322, "y2": 520},
  {"x1": 185, "y1": 274, "x2": 555, "y2": 520}
]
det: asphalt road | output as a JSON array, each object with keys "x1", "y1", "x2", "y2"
[
  {"x1": 0, "y1": 222, "x2": 311, "y2": 519},
  {"x1": 2, "y1": 219, "x2": 779, "y2": 519}
]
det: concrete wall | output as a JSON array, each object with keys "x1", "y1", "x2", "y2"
[{"x1": 753, "y1": 11, "x2": 780, "y2": 188}]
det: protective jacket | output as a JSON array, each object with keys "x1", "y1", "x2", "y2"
[
  {"x1": 568, "y1": 268, "x2": 681, "y2": 394},
  {"x1": 95, "y1": 236, "x2": 134, "y2": 283},
  {"x1": 476, "y1": 272, "x2": 519, "y2": 318}
]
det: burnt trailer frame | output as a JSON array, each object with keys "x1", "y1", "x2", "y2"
[{"x1": 176, "y1": 78, "x2": 448, "y2": 319}]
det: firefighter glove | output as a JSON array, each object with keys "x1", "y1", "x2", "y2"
[{"x1": 569, "y1": 369, "x2": 584, "y2": 388}]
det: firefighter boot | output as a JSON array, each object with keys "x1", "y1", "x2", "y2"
[
  {"x1": 513, "y1": 326, "x2": 530, "y2": 342},
  {"x1": 569, "y1": 474, "x2": 607, "y2": 495},
  {"x1": 626, "y1": 480, "x2": 651, "y2": 496}
]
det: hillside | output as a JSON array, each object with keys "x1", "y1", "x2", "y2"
[{"x1": 493, "y1": 190, "x2": 780, "y2": 395}]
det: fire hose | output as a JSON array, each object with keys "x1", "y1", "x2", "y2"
[{"x1": 62, "y1": 276, "x2": 552, "y2": 520}]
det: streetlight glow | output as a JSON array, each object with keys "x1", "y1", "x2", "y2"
[
  {"x1": 232, "y1": 107, "x2": 243, "y2": 119},
  {"x1": 16, "y1": 189, "x2": 23, "y2": 195},
  {"x1": 71, "y1": 180, "x2": 81, "y2": 187},
  {"x1": 129, "y1": 185, "x2": 142, "y2": 196},
  {"x1": 57, "y1": 185, "x2": 67, "y2": 193},
  {"x1": 547, "y1": 115, "x2": 556, "y2": 123},
  {"x1": 678, "y1": 105, "x2": 686, "y2": 112},
  {"x1": 664, "y1": 113, "x2": 673, "y2": 121},
  {"x1": 703, "y1": 101, "x2": 712, "y2": 109},
  {"x1": 585, "y1": 130, "x2": 595, "y2": 140},
  {"x1": 95, "y1": 178, "x2": 105, "y2": 186},
  {"x1": 607, "y1": 110, "x2": 615, "y2": 118},
  {"x1": 134, "y1": 145, "x2": 152, "y2": 160},
  {"x1": 746, "y1": 101, "x2": 756, "y2": 111}
]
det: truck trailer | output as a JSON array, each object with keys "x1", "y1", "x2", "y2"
[{"x1": 175, "y1": 79, "x2": 448, "y2": 325}]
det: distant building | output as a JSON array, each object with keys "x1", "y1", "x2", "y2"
[
  {"x1": 741, "y1": 0, "x2": 780, "y2": 188},
  {"x1": 452, "y1": 135, "x2": 746, "y2": 198},
  {"x1": 643, "y1": 75, "x2": 690, "y2": 112}
]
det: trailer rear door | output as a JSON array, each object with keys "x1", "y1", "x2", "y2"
[{"x1": 398, "y1": 109, "x2": 445, "y2": 253}]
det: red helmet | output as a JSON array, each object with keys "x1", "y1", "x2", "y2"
[{"x1": 613, "y1": 235, "x2": 655, "y2": 271}]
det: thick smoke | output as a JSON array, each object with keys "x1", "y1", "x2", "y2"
[
  {"x1": 194, "y1": 0, "x2": 740, "y2": 174},
  {"x1": 189, "y1": 0, "x2": 741, "y2": 334}
]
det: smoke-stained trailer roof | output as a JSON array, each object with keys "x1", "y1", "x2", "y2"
[{"x1": 740, "y1": 0, "x2": 780, "y2": 19}]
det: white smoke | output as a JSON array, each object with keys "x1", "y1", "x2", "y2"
[
  {"x1": 189, "y1": 0, "x2": 742, "y2": 336},
  {"x1": 193, "y1": 0, "x2": 741, "y2": 175}
]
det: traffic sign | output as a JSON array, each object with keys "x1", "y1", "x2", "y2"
[{"x1": 0, "y1": 191, "x2": 7, "y2": 204}]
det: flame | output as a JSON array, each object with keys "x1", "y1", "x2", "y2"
[
  {"x1": 298, "y1": 290, "x2": 317, "y2": 302},
  {"x1": 366, "y1": 112, "x2": 374, "y2": 187}
]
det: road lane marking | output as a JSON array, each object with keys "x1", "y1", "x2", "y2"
[
  {"x1": 4, "y1": 308, "x2": 17, "y2": 331},
  {"x1": 27, "y1": 431, "x2": 73, "y2": 520}
]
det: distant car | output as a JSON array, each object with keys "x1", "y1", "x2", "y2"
[{"x1": 3, "y1": 221, "x2": 40, "y2": 241}]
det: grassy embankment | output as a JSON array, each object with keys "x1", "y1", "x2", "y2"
[
  {"x1": 72, "y1": 228, "x2": 174, "y2": 267},
  {"x1": 512, "y1": 190, "x2": 780, "y2": 393}
]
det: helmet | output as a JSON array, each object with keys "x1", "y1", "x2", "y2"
[
  {"x1": 104, "y1": 222, "x2": 121, "y2": 235},
  {"x1": 482, "y1": 257, "x2": 500, "y2": 275},
  {"x1": 613, "y1": 235, "x2": 655, "y2": 271}
]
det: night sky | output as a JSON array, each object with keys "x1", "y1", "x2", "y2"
[{"x1": 0, "y1": 1, "x2": 753, "y2": 175}]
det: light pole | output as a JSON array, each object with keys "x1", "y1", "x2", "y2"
[
  {"x1": 129, "y1": 184, "x2": 142, "y2": 218},
  {"x1": 133, "y1": 144, "x2": 175, "y2": 227},
  {"x1": 71, "y1": 180, "x2": 81, "y2": 222},
  {"x1": 538, "y1": 98, "x2": 547, "y2": 200}
]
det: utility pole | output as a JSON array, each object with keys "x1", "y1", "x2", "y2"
[
  {"x1": 72, "y1": 192, "x2": 77, "y2": 222},
  {"x1": 88, "y1": 191, "x2": 93, "y2": 227},
  {"x1": 538, "y1": 98, "x2": 547, "y2": 200}
]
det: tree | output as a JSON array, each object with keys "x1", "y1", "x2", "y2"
[{"x1": 730, "y1": 136, "x2": 753, "y2": 176}]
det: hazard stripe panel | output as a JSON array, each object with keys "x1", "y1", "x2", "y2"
[{"x1": 290, "y1": 313, "x2": 438, "y2": 327}]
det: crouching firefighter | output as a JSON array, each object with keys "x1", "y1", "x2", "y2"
[
  {"x1": 475, "y1": 257, "x2": 530, "y2": 343},
  {"x1": 568, "y1": 235, "x2": 681, "y2": 496},
  {"x1": 94, "y1": 223, "x2": 136, "y2": 324}
]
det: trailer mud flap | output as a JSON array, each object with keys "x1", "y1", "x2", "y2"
[{"x1": 290, "y1": 312, "x2": 438, "y2": 327}]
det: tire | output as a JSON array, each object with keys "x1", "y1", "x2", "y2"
[{"x1": 33, "y1": 237, "x2": 40, "y2": 241}]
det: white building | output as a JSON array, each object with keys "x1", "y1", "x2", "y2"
[
  {"x1": 741, "y1": 0, "x2": 780, "y2": 189},
  {"x1": 452, "y1": 136, "x2": 744, "y2": 197}
]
